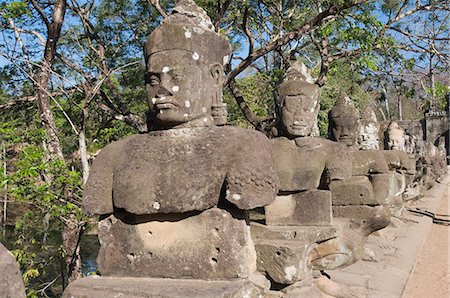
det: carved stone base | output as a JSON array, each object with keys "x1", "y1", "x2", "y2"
[
  {"x1": 62, "y1": 276, "x2": 264, "y2": 298},
  {"x1": 265, "y1": 191, "x2": 332, "y2": 226},
  {"x1": 251, "y1": 224, "x2": 337, "y2": 285},
  {"x1": 97, "y1": 208, "x2": 256, "y2": 279},
  {"x1": 330, "y1": 176, "x2": 374, "y2": 205}
]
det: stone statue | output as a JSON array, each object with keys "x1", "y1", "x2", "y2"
[
  {"x1": 386, "y1": 121, "x2": 406, "y2": 151},
  {"x1": 67, "y1": 1, "x2": 278, "y2": 296},
  {"x1": 252, "y1": 62, "x2": 353, "y2": 288},
  {"x1": 358, "y1": 106, "x2": 380, "y2": 150},
  {"x1": 328, "y1": 93, "x2": 359, "y2": 148}
]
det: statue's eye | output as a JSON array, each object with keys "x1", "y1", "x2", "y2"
[{"x1": 149, "y1": 75, "x2": 160, "y2": 86}]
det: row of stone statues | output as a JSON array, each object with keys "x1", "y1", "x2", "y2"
[{"x1": 49, "y1": 0, "x2": 447, "y2": 297}]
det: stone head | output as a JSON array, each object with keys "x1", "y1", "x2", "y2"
[
  {"x1": 387, "y1": 121, "x2": 406, "y2": 151},
  {"x1": 278, "y1": 61, "x2": 320, "y2": 138},
  {"x1": 328, "y1": 94, "x2": 359, "y2": 146},
  {"x1": 144, "y1": 0, "x2": 230, "y2": 129},
  {"x1": 358, "y1": 107, "x2": 380, "y2": 150}
]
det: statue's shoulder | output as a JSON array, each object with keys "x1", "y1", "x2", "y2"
[
  {"x1": 214, "y1": 126, "x2": 272, "y2": 145},
  {"x1": 97, "y1": 134, "x2": 145, "y2": 157}
]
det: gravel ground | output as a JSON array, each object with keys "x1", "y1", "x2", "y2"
[{"x1": 403, "y1": 179, "x2": 449, "y2": 298}]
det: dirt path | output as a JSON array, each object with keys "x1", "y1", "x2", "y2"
[{"x1": 402, "y1": 179, "x2": 450, "y2": 298}]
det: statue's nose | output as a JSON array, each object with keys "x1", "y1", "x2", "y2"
[{"x1": 156, "y1": 85, "x2": 173, "y2": 97}]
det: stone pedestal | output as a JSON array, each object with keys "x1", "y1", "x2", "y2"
[
  {"x1": 97, "y1": 208, "x2": 256, "y2": 279},
  {"x1": 251, "y1": 223, "x2": 337, "y2": 285},
  {"x1": 62, "y1": 276, "x2": 264, "y2": 298},
  {"x1": 330, "y1": 176, "x2": 375, "y2": 205},
  {"x1": 265, "y1": 190, "x2": 332, "y2": 226}
]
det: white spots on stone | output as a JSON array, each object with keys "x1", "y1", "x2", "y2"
[
  {"x1": 192, "y1": 52, "x2": 200, "y2": 60},
  {"x1": 159, "y1": 110, "x2": 164, "y2": 114},
  {"x1": 183, "y1": 113, "x2": 189, "y2": 117},
  {"x1": 284, "y1": 265, "x2": 297, "y2": 282},
  {"x1": 232, "y1": 193, "x2": 241, "y2": 201},
  {"x1": 184, "y1": 30, "x2": 192, "y2": 39},
  {"x1": 226, "y1": 189, "x2": 230, "y2": 195},
  {"x1": 310, "y1": 107, "x2": 315, "y2": 112},
  {"x1": 185, "y1": 100, "x2": 191, "y2": 108},
  {"x1": 193, "y1": 27, "x2": 205, "y2": 34},
  {"x1": 202, "y1": 107, "x2": 207, "y2": 113},
  {"x1": 172, "y1": 86, "x2": 179, "y2": 92},
  {"x1": 162, "y1": 66, "x2": 170, "y2": 73},
  {"x1": 294, "y1": 121, "x2": 299, "y2": 125},
  {"x1": 222, "y1": 213, "x2": 227, "y2": 217},
  {"x1": 223, "y1": 55, "x2": 229, "y2": 65},
  {"x1": 152, "y1": 202, "x2": 160, "y2": 210},
  {"x1": 151, "y1": 97, "x2": 157, "y2": 104},
  {"x1": 203, "y1": 117, "x2": 208, "y2": 123},
  {"x1": 313, "y1": 100, "x2": 318, "y2": 107}
]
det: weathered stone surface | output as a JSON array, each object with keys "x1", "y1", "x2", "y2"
[
  {"x1": 371, "y1": 173, "x2": 400, "y2": 204},
  {"x1": 84, "y1": 127, "x2": 277, "y2": 215},
  {"x1": 277, "y1": 61, "x2": 320, "y2": 139},
  {"x1": 330, "y1": 176, "x2": 375, "y2": 206},
  {"x1": 0, "y1": 242, "x2": 26, "y2": 298},
  {"x1": 332, "y1": 205, "x2": 380, "y2": 221},
  {"x1": 310, "y1": 212, "x2": 390, "y2": 271},
  {"x1": 62, "y1": 276, "x2": 264, "y2": 298},
  {"x1": 328, "y1": 94, "x2": 359, "y2": 147},
  {"x1": 358, "y1": 106, "x2": 380, "y2": 150},
  {"x1": 272, "y1": 137, "x2": 351, "y2": 192},
  {"x1": 351, "y1": 150, "x2": 389, "y2": 176},
  {"x1": 97, "y1": 208, "x2": 256, "y2": 280},
  {"x1": 382, "y1": 150, "x2": 416, "y2": 174},
  {"x1": 250, "y1": 223, "x2": 337, "y2": 244},
  {"x1": 386, "y1": 121, "x2": 406, "y2": 151},
  {"x1": 265, "y1": 191, "x2": 332, "y2": 226},
  {"x1": 255, "y1": 240, "x2": 315, "y2": 285}
]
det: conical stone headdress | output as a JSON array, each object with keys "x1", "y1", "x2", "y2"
[
  {"x1": 145, "y1": 0, "x2": 230, "y2": 67},
  {"x1": 329, "y1": 93, "x2": 359, "y2": 119}
]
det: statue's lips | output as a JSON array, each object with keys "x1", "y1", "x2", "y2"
[
  {"x1": 155, "y1": 102, "x2": 177, "y2": 109},
  {"x1": 290, "y1": 124, "x2": 308, "y2": 130}
]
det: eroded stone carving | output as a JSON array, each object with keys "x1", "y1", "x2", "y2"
[
  {"x1": 386, "y1": 121, "x2": 406, "y2": 151},
  {"x1": 78, "y1": 1, "x2": 277, "y2": 296},
  {"x1": 358, "y1": 106, "x2": 380, "y2": 150},
  {"x1": 328, "y1": 93, "x2": 359, "y2": 148}
]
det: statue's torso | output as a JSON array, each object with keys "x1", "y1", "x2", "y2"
[{"x1": 84, "y1": 126, "x2": 277, "y2": 215}]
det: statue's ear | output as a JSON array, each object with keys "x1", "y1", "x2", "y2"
[{"x1": 210, "y1": 63, "x2": 223, "y2": 85}]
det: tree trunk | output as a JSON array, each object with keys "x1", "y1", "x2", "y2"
[
  {"x1": 35, "y1": 0, "x2": 67, "y2": 161},
  {"x1": 78, "y1": 129, "x2": 90, "y2": 185},
  {"x1": 62, "y1": 215, "x2": 84, "y2": 285}
]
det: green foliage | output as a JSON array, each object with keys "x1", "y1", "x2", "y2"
[
  {"x1": 319, "y1": 61, "x2": 373, "y2": 136},
  {"x1": 1, "y1": 119, "x2": 84, "y2": 296}
]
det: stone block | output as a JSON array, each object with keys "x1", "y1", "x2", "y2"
[
  {"x1": 250, "y1": 223, "x2": 337, "y2": 244},
  {"x1": 265, "y1": 191, "x2": 332, "y2": 226},
  {"x1": 0, "y1": 243, "x2": 26, "y2": 298},
  {"x1": 62, "y1": 276, "x2": 264, "y2": 298},
  {"x1": 330, "y1": 176, "x2": 375, "y2": 205},
  {"x1": 332, "y1": 205, "x2": 379, "y2": 221},
  {"x1": 352, "y1": 150, "x2": 389, "y2": 176},
  {"x1": 97, "y1": 208, "x2": 256, "y2": 280},
  {"x1": 370, "y1": 173, "x2": 400, "y2": 204},
  {"x1": 254, "y1": 240, "x2": 315, "y2": 285}
]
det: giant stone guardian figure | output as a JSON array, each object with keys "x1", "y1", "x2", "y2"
[{"x1": 65, "y1": 1, "x2": 278, "y2": 296}]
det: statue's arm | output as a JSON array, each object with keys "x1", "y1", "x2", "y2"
[
  {"x1": 225, "y1": 131, "x2": 278, "y2": 209},
  {"x1": 83, "y1": 141, "x2": 124, "y2": 216}
]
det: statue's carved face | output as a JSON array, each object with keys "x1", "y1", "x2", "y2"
[
  {"x1": 387, "y1": 131, "x2": 405, "y2": 151},
  {"x1": 358, "y1": 123, "x2": 379, "y2": 150},
  {"x1": 280, "y1": 82, "x2": 319, "y2": 137},
  {"x1": 146, "y1": 50, "x2": 215, "y2": 128},
  {"x1": 330, "y1": 117, "x2": 358, "y2": 146}
]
